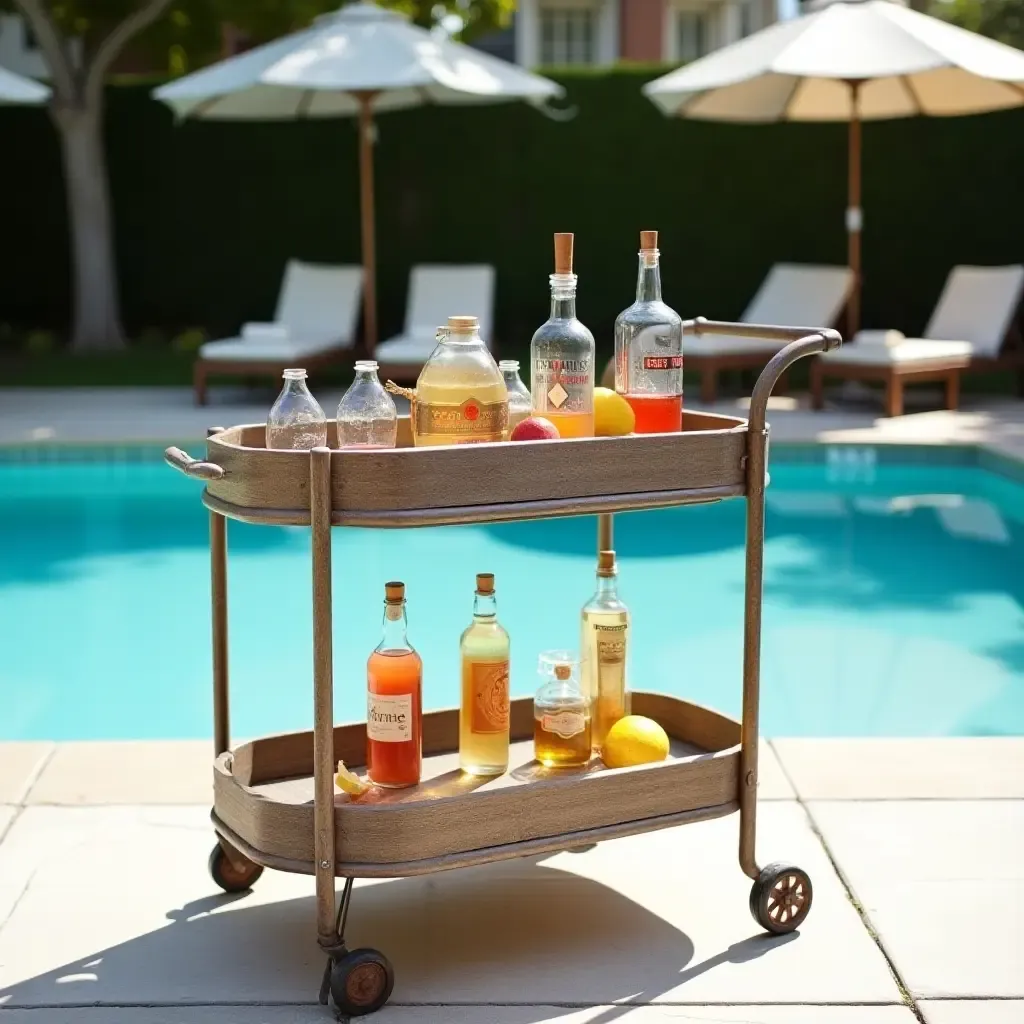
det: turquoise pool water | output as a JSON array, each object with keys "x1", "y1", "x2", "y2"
[{"x1": 1, "y1": 447, "x2": 1022, "y2": 740}]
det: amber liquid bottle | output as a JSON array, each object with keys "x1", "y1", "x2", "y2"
[
  {"x1": 459, "y1": 573, "x2": 511, "y2": 775},
  {"x1": 366, "y1": 582, "x2": 422, "y2": 788}
]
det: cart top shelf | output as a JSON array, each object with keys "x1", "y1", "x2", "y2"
[{"x1": 175, "y1": 409, "x2": 750, "y2": 529}]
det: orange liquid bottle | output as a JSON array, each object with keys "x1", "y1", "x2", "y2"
[
  {"x1": 624, "y1": 393, "x2": 683, "y2": 433},
  {"x1": 367, "y1": 582, "x2": 422, "y2": 788}
]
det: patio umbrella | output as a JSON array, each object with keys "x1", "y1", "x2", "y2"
[
  {"x1": 643, "y1": 0, "x2": 1024, "y2": 334},
  {"x1": 0, "y1": 64, "x2": 49, "y2": 105},
  {"x1": 154, "y1": 3, "x2": 561, "y2": 351}
]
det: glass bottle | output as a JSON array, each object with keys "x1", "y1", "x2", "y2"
[
  {"x1": 459, "y1": 572, "x2": 510, "y2": 776},
  {"x1": 581, "y1": 550, "x2": 630, "y2": 752},
  {"x1": 266, "y1": 368, "x2": 328, "y2": 450},
  {"x1": 499, "y1": 359, "x2": 533, "y2": 431},
  {"x1": 336, "y1": 359, "x2": 398, "y2": 449},
  {"x1": 530, "y1": 233, "x2": 596, "y2": 438},
  {"x1": 366, "y1": 581, "x2": 422, "y2": 788},
  {"x1": 534, "y1": 652, "x2": 591, "y2": 768},
  {"x1": 614, "y1": 230, "x2": 684, "y2": 433},
  {"x1": 414, "y1": 316, "x2": 508, "y2": 446}
]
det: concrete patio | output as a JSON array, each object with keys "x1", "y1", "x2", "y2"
[{"x1": 0, "y1": 738, "x2": 1021, "y2": 1023}]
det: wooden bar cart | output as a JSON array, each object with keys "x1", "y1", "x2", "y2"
[{"x1": 165, "y1": 321, "x2": 841, "y2": 1017}]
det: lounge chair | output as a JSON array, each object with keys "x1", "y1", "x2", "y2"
[
  {"x1": 193, "y1": 260, "x2": 363, "y2": 405},
  {"x1": 686, "y1": 264, "x2": 854, "y2": 403},
  {"x1": 372, "y1": 265, "x2": 496, "y2": 381},
  {"x1": 812, "y1": 265, "x2": 1024, "y2": 417}
]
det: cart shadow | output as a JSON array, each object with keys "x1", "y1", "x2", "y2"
[{"x1": 0, "y1": 856, "x2": 797, "y2": 1013}]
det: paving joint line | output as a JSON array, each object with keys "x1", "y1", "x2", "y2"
[{"x1": 16, "y1": 745, "x2": 57, "y2": 806}]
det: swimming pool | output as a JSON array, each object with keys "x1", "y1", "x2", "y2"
[{"x1": 2, "y1": 445, "x2": 1022, "y2": 740}]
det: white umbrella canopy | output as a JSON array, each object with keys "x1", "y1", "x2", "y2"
[
  {"x1": 154, "y1": 3, "x2": 562, "y2": 348},
  {"x1": 0, "y1": 64, "x2": 50, "y2": 105},
  {"x1": 644, "y1": 0, "x2": 1024, "y2": 333}
]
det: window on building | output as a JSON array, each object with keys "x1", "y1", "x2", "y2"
[
  {"x1": 676, "y1": 10, "x2": 712, "y2": 62},
  {"x1": 539, "y1": 7, "x2": 597, "y2": 65}
]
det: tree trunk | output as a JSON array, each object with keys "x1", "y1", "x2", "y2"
[{"x1": 54, "y1": 104, "x2": 127, "y2": 352}]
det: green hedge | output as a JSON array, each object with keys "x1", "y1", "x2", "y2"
[{"x1": 2, "y1": 67, "x2": 1023, "y2": 363}]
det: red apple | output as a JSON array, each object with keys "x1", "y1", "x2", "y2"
[{"x1": 510, "y1": 416, "x2": 560, "y2": 441}]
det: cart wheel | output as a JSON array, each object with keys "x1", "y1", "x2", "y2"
[
  {"x1": 749, "y1": 862, "x2": 813, "y2": 935},
  {"x1": 330, "y1": 948, "x2": 395, "y2": 1016},
  {"x1": 208, "y1": 842, "x2": 263, "y2": 893}
]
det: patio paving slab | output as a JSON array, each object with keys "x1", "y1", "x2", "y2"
[
  {"x1": 0, "y1": 1006, "x2": 919, "y2": 1023},
  {"x1": 0, "y1": 744, "x2": 53, "y2": 805},
  {"x1": 24, "y1": 740, "x2": 212, "y2": 805},
  {"x1": 772, "y1": 738, "x2": 1024, "y2": 800},
  {"x1": 808, "y1": 800, "x2": 1024, "y2": 999},
  {"x1": 920, "y1": 1001, "x2": 1024, "y2": 1024},
  {"x1": 0, "y1": 803, "x2": 900, "y2": 1008}
]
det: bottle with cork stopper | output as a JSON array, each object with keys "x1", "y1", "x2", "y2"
[
  {"x1": 534, "y1": 651, "x2": 591, "y2": 768},
  {"x1": 529, "y1": 232, "x2": 596, "y2": 438},
  {"x1": 614, "y1": 229, "x2": 684, "y2": 433},
  {"x1": 413, "y1": 315, "x2": 509, "y2": 446}
]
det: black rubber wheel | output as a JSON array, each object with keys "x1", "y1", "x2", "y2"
[
  {"x1": 749, "y1": 862, "x2": 813, "y2": 935},
  {"x1": 208, "y1": 842, "x2": 264, "y2": 893},
  {"x1": 330, "y1": 948, "x2": 395, "y2": 1016}
]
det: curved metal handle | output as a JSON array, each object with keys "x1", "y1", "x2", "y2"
[
  {"x1": 684, "y1": 317, "x2": 842, "y2": 433},
  {"x1": 164, "y1": 446, "x2": 224, "y2": 480}
]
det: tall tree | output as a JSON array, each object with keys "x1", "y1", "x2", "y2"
[{"x1": 931, "y1": 0, "x2": 1024, "y2": 48}]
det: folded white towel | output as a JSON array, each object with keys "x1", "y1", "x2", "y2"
[
  {"x1": 854, "y1": 329, "x2": 905, "y2": 348},
  {"x1": 242, "y1": 322, "x2": 290, "y2": 343}
]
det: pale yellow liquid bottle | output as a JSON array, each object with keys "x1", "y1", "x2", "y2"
[
  {"x1": 415, "y1": 317, "x2": 508, "y2": 445},
  {"x1": 459, "y1": 573, "x2": 511, "y2": 775},
  {"x1": 580, "y1": 550, "x2": 630, "y2": 752}
]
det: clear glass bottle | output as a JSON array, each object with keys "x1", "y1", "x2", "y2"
[
  {"x1": 534, "y1": 652, "x2": 590, "y2": 768},
  {"x1": 366, "y1": 581, "x2": 422, "y2": 788},
  {"x1": 530, "y1": 233, "x2": 596, "y2": 438},
  {"x1": 266, "y1": 368, "x2": 328, "y2": 450},
  {"x1": 499, "y1": 359, "x2": 533, "y2": 431},
  {"x1": 336, "y1": 360, "x2": 398, "y2": 449},
  {"x1": 459, "y1": 572, "x2": 510, "y2": 776},
  {"x1": 614, "y1": 230, "x2": 684, "y2": 433},
  {"x1": 414, "y1": 316, "x2": 508, "y2": 446},
  {"x1": 581, "y1": 550, "x2": 630, "y2": 752}
]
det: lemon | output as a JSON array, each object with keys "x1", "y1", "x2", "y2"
[
  {"x1": 335, "y1": 760, "x2": 370, "y2": 798},
  {"x1": 601, "y1": 716, "x2": 670, "y2": 768},
  {"x1": 593, "y1": 387, "x2": 635, "y2": 437}
]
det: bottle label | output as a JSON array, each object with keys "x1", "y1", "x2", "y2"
[
  {"x1": 367, "y1": 692, "x2": 414, "y2": 743},
  {"x1": 642, "y1": 355, "x2": 683, "y2": 370},
  {"x1": 470, "y1": 659, "x2": 510, "y2": 734},
  {"x1": 415, "y1": 398, "x2": 508, "y2": 440},
  {"x1": 532, "y1": 358, "x2": 593, "y2": 413},
  {"x1": 540, "y1": 710, "x2": 586, "y2": 739},
  {"x1": 595, "y1": 623, "x2": 627, "y2": 666}
]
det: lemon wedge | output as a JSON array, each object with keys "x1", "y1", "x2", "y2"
[{"x1": 335, "y1": 760, "x2": 370, "y2": 798}]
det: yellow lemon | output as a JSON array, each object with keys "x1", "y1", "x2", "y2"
[
  {"x1": 601, "y1": 716, "x2": 670, "y2": 768},
  {"x1": 593, "y1": 387, "x2": 635, "y2": 437},
  {"x1": 335, "y1": 760, "x2": 370, "y2": 798}
]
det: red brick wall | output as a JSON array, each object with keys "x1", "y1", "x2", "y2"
[{"x1": 620, "y1": 0, "x2": 666, "y2": 61}]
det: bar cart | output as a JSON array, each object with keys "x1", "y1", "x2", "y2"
[{"x1": 165, "y1": 321, "x2": 841, "y2": 1017}]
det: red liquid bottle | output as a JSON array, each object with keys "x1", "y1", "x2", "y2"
[
  {"x1": 614, "y1": 230, "x2": 684, "y2": 433},
  {"x1": 366, "y1": 582, "x2": 422, "y2": 788}
]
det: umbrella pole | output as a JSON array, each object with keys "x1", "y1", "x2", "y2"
[
  {"x1": 846, "y1": 80, "x2": 863, "y2": 337},
  {"x1": 355, "y1": 90, "x2": 379, "y2": 353}
]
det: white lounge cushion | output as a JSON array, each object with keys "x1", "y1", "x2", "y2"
[
  {"x1": 241, "y1": 322, "x2": 291, "y2": 343},
  {"x1": 374, "y1": 333, "x2": 443, "y2": 364},
  {"x1": 924, "y1": 264, "x2": 1024, "y2": 357},
  {"x1": 823, "y1": 338, "x2": 973, "y2": 365},
  {"x1": 199, "y1": 335, "x2": 345, "y2": 361},
  {"x1": 855, "y1": 329, "x2": 905, "y2": 348},
  {"x1": 686, "y1": 263, "x2": 853, "y2": 356}
]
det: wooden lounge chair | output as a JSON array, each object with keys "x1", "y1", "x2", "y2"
[
  {"x1": 193, "y1": 260, "x2": 363, "y2": 405},
  {"x1": 372, "y1": 264, "x2": 496, "y2": 382},
  {"x1": 812, "y1": 265, "x2": 1024, "y2": 417},
  {"x1": 687, "y1": 264, "x2": 854, "y2": 403}
]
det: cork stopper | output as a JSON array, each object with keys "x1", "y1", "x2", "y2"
[
  {"x1": 554, "y1": 663, "x2": 571, "y2": 681},
  {"x1": 553, "y1": 233, "x2": 574, "y2": 275},
  {"x1": 447, "y1": 315, "x2": 478, "y2": 333},
  {"x1": 597, "y1": 550, "x2": 617, "y2": 577},
  {"x1": 640, "y1": 230, "x2": 658, "y2": 251},
  {"x1": 384, "y1": 581, "x2": 405, "y2": 603},
  {"x1": 476, "y1": 572, "x2": 495, "y2": 594}
]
